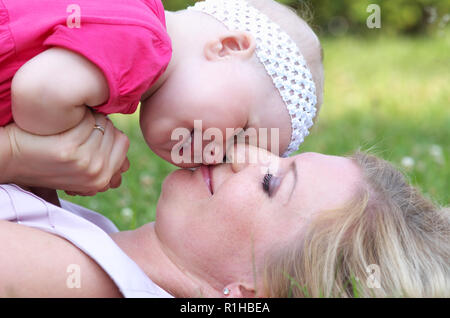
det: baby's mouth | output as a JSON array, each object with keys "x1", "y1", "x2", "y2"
[{"x1": 178, "y1": 130, "x2": 193, "y2": 156}]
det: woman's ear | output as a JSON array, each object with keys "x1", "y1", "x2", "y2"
[
  {"x1": 204, "y1": 31, "x2": 256, "y2": 61},
  {"x1": 223, "y1": 282, "x2": 256, "y2": 298}
]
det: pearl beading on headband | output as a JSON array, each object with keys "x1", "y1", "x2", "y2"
[{"x1": 188, "y1": 0, "x2": 317, "y2": 156}]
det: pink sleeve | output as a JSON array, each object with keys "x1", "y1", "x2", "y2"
[{"x1": 43, "y1": 22, "x2": 172, "y2": 115}]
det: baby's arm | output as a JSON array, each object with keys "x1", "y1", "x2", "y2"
[{"x1": 11, "y1": 47, "x2": 109, "y2": 135}]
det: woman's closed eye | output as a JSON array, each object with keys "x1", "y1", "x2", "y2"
[
  {"x1": 261, "y1": 161, "x2": 298, "y2": 202},
  {"x1": 262, "y1": 172, "x2": 281, "y2": 198}
]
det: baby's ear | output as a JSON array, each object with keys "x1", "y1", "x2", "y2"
[{"x1": 204, "y1": 31, "x2": 256, "y2": 60}]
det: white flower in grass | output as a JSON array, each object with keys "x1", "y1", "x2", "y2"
[
  {"x1": 429, "y1": 144, "x2": 442, "y2": 156},
  {"x1": 401, "y1": 156, "x2": 415, "y2": 169},
  {"x1": 429, "y1": 144, "x2": 444, "y2": 164},
  {"x1": 121, "y1": 207, "x2": 134, "y2": 221},
  {"x1": 140, "y1": 174, "x2": 154, "y2": 187}
]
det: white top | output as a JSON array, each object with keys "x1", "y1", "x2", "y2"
[{"x1": 0, "y1": 184, "x2": 173, "y2": 298}]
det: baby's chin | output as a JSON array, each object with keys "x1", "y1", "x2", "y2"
[
  {"x1": 172, "y1": 161, "x2": 202, "y2": 169},
  {"x1": 152, "y1": 149, "x2": 197, "y2": 168},
  {"x1": 156, "y1": 148, "x2": 225, "y2": 168},
  {"x1": 169, "y1": 160, "x2": 223, "y2": 169}
]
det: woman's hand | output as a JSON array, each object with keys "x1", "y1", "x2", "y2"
[{"x1": 0, "y1": 110, "x2": 130, "y2": 196}]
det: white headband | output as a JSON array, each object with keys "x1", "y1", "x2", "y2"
[{"x1": 188, "y1": 0, "x2": 317, "y2": 157}]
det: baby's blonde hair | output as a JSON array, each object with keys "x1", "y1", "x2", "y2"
[
  {"x1": 263, "y1": 151, "x2": 450, "y2": 297},
  {"x1": 246, "y1": 0, "x2": 324, "y2": 114}
]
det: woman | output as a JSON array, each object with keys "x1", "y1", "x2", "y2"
[{"x1": 0, "y1": 145, "x2": 448, "y2": 297}]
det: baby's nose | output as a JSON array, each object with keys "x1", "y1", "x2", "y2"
[{"x1": 228, "y1": 144, "x2": 278, "y2": 173}]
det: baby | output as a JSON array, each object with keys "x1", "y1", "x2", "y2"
[
  {"x1": 0, "y1": 0, "x2": 323, "y2": 193},
  {"x1": 142, "y1": 0, "x2": 324, "y2": 166}
]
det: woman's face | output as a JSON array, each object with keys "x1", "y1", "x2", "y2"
[{"x1": 154, "y1": 145, "x2": 362, "y2": 292}]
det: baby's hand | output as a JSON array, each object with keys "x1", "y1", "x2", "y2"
[{"x1": 3, "y1": 110, "x2": 130, "y2": 196}]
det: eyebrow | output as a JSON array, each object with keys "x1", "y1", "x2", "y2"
[{"x1": 285, "y1": 160, "x2": 298, "y2": 205}]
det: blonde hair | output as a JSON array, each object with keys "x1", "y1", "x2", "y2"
[
  {"x1": 263, "y1": 152, "x2": 450, "y2": 297},
  {"x1": 246, "y1": 0, "x2": 324, "y2": 114}
]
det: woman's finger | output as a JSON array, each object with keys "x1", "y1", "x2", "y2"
[
  {"x1": 107, "y1": 129, "x2": 130, "y2": 182},
  {"x1": 75, "y1": 114, "x2": 113, "y2": 184},
  {"x1": 97, "y1": 119, "x2": 115, "y2": 161},
  {"x1": 109, "y1": 173, "x2": 122, "y2": 189},
  {"x1": 120, "y1": 157, "x2": 130, "y2": 173},
  {"x1": 82, "y1": 113, "x2": 109, "y2": 151}
]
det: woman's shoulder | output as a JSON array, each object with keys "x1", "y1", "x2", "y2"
[{"x1": 0, "y1": 184, "x2": 173, "y2": 298}]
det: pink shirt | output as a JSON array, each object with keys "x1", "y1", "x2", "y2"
[{"x1": 0, "y1": 0, "x2": 172, "y2": 126}]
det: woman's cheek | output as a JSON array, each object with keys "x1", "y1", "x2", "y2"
[{"x1": 216, "y1": 188, "x2": 262, "y2": 235}]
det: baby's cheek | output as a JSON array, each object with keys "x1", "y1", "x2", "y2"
[
  {"x1": 252, "y1": 128, "x2": 288, "y2": 158},
  {"x1": 140, "y1": 117, "x2": 165, "y2": 149}
]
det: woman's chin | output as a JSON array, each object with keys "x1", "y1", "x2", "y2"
[
  {"x1": 159, "y1": 169, "x2": 186, "y2": 200},
  {"x1": 154, "y1": 169, "x2": 200, "y2": 237},
  {"x1": 157, "y1": 168, "x2": 199, "y2": 210}
]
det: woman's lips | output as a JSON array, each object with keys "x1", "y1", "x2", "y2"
[{"x1": 200, "y1": 166, "x2": 213, "y2": 195}]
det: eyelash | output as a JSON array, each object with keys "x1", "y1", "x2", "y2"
[{"x1": 262, "y1": 173, "x2": 273, "y2": 197}]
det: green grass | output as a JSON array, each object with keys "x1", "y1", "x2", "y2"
[{"x1": 58, "y1": 35, "x2": 450, "y2": 231}]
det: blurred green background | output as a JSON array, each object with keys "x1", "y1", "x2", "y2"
[{"x1": 59, "y1": 0, "x2": 449, "y2": 230}]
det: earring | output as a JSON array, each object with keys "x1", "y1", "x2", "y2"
[{"x1": 223, "y1": 287, "x2": 230, "y2": 296}]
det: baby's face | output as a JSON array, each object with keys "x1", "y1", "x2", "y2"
[{"x1": 140, "y1": 58, "x2": 292, "y2": 168}]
